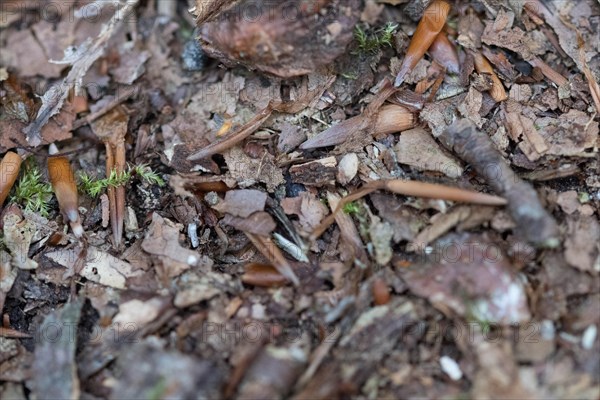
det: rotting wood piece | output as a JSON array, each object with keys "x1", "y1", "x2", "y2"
[{"x1": 440, "y1": 119, "x2": 559, "y2": 248}]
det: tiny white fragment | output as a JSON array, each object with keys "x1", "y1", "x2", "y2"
[
  {"x1": 187, "y1": 255, "x2": 198, "y2": 265},
  {"x1": 581, "y1": 324, "x2": 597, "y2": 350},
  {"x1": 440, "y1": 356, "x2": 463, "y2": 381}
]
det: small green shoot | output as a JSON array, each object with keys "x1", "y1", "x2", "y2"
[
  {"x1": 353, "y1": 22, "x2": 398, "y2": 54},
  {"x1": 132, "y1": 164, "x2": 165, "y2": 186},
  {"x1": 78, "y1": 164, "x2": 165, "y2": 198},
  {"x1": 343, "y1": 201, "x2": 361, "y2": 215},
  {"x1": 10, "y1": 162, "x2": 53, "y2": 216}
]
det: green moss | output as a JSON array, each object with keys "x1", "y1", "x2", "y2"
[
  {"x1": 353, "y1": 22, "x2": 397, "y2": 54},
  {"x1": 78, "y1": 164, "x2": 165, "y2": 198},
  {"x1": 10, "y1": 160, "x2": 53, "y2": 216}
]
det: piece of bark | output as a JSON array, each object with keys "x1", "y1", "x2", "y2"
[
  {"x1": 31, "y1": 300, "x2": 83, "y2": 400},
  {"x1": 440, "y1": 119, "x2": 559, "y2": 247},
  {"x1": 290, "y1": 157, "x2": 337, "y2": 186}
]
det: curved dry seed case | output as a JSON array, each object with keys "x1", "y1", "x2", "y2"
[
  {"x1": 48, "y1": 156, "x2": 83, "y2": 238},
  {"x1": 473, "y1": 51, "x2": 508, "y2": 102},
  {"x1": 395, "y1": 0, "x2": 451, "y2": 87},
  {"x1": 0, "y1": 152, "x2": 22, "y2": 206}
]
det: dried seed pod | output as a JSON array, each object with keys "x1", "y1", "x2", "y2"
[
  {"x1": 374, "y1": 104, "x2": 416, "y2": 137},
  {"x1": 241, "y1": 263, "x2": 287, "y2": 287},
  {"x1": 48, "y1": 156, "x2": 83, "y2": 238},
  {"x1": 473, "y1": 52, "x2": 508, "y2": 102},
  {"x1": 428, "y1": 32, "x2": 460, "y2": 74},
  {"x1": 0, "y1": 152, "x2": 22, "y2": 206},
  {"x1": 198, "y1": 0, "x2": 361, "y2": 77},
  {"x1": 395, "y1": 0, "x2": 451, "y2": 87}
]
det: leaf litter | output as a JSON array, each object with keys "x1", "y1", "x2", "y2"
[{"x1": 0, "y1": 0, "x2": 599, "y2": 398}]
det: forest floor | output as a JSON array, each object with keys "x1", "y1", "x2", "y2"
[{"x1": 0, "y1": 0, "x2": 599, "y2": 399}]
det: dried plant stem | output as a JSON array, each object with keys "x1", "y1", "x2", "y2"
[
  {"x1": 72, "y1": 86, "x2": 137, "y2": 130},
  {"x1": 104, "y1": 139, "x2": 126, "y2": 246},
  {"x1": 310, "y1": 187, "x2": 377, "y2": 241},
  {"x1": 326, "y1": 192, "x2": 369, "y2": 267},
  {"x1": 187, "y1": 104, "x2": 274, "y2": 160},
  {"x1": 310, "y1": 180, "x2": 506, "y2": 242},
  {"x1": 529, "y1": 57, "x2": 568, "y2": 87}
]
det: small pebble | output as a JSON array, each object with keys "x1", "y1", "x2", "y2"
[{"x1": 581, "y1": 324, "x2": 597, "y2": 350}]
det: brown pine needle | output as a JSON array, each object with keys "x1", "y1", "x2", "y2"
[
  {"x1": 529, "y1": 57, "x2": 568, "y2": 87},
  {"x1": 0, "y1": 327, "x2": 31, "y2": 338},
  {"x1": 378, "y1": 180, "x2": 506, "y2": 205},
  {"x1": 188, "y1": 104, "x2": 274, "y2": 160},
  {"x1": 310, "y1": 179, "x2": 506, "y2": 241}
]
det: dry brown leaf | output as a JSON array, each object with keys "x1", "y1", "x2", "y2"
[
  {"x1": 3, "y1": 209, "x2": 37, "y2": 270},
  {"x1": 142, "y1": 213, "x2": 212, "y2": 279},
  {"x1": 46, "y1": 247, "x2": 143, "y2": 289},
  {"x1": 213, "y1": 189, "x2": 267, "y2": 218},
  {"x1": 401, "y1": 233, "x2": 531, "y2": 324},
  {"x1": 222, "y1": 212, "x2": 276, "y2": 236},
  {"x1": 395, "y1": 127, "x2": 464, "y2": 178}
]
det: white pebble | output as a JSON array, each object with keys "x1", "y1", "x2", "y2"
[
  {"x1": 440, "y1": 356, "x2": 463, "y2": 381},
  {"x1": 187, "y1": 255, "x2": 198, "y2": 265},
  {"x1": 582, "y1": 325, "x2": 597, "y2": 350}
]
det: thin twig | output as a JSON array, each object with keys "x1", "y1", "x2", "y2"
[{"x1": 72, "y1": 86, "x2": 138, "y2": 130}]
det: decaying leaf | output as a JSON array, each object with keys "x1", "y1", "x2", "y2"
[
  {"x1": 174, "y1": 270, "x2": 235, "y2": 308},
  {"x1": 3, "y1": 208, "x2": 37, "y2": 270},
  {"x1": 142, "y1": 213, "x2": 212, "y2": 279},
  {"x1": 222, "y1": 212, "x2": 276, "y2": 236},
  {"x1": 213, "y1": 189, "x2": 267, "y2": 218},
  {"x1": 223, "y1": 146, "x2": 285, "y2": 192},
  {"x1": 564, "y1": 215, "x2": 600, "y2": 273},
  {"x1": 46, "y1": 247, "x2": 142, "y2": 289},
  {"x1": 401, "y1": 233, "x2": 531, "y2": 324},
  {"x1": 395, "y1": 127, "x2": 464, "y2": 178},
  {"x1": 281, "y1": 192, "x2": 329, "y2": 233}
]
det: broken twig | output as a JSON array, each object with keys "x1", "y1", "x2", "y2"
[{"x1": 439, "y1": 119, "x2": 559, "y2": 248}]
